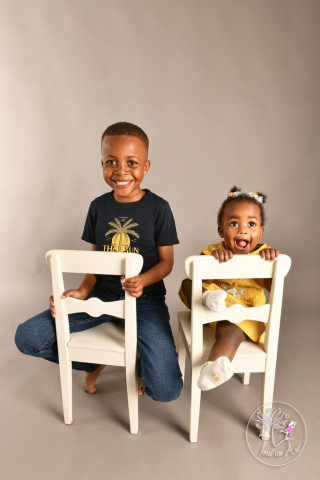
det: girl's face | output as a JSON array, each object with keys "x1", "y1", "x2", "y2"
[{"x1": 218, "y1": 201, "x2": 264, "y2": 254}]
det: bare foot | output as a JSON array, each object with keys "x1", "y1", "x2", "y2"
[
  {"x1": 83, "y1": 365, "x2": 105, "y2": 394},
  {"x1": 84, "y1": 366, "x2": 145, "y2": 395},
  {"x1": 138, "y1": 377, "x2": 145, "y2": 396}
]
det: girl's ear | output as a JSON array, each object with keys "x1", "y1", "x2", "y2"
[
  {"x1": 260, "y1": 226, "x2": 265, "y2": 239},
  {"x1": 218, "y1": 225, "x2": 224, "y2": 238}
]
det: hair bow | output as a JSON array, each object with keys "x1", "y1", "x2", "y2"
[{"x1": 227, "y1": 191, "x2": 263, "y2": 204}]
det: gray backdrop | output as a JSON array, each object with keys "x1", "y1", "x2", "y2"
[{"x1": 1, "y1": 1, "x2": 319, "y2": 479}]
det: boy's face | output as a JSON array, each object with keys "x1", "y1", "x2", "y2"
[
  {"x1": 218, "y1": 201, "x2": 264, "y2": 254},
  {"x1": 101, "y1": 135, "x2": 150, "y2": 202}
]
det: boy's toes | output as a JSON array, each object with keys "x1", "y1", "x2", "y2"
[
  {"x1": 83, "y1": 365, "x2": 105, "y2": 394},
  {"x1": 83, "y1": 382, "x2": 97, "y2": 394},
  {"x1": 138, "y1": 377, "x2": 145, "y2": 395}
]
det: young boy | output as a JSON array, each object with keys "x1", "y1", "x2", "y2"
[{"x1": 15, "y1": 122, "x2": 183, "y2": 402}]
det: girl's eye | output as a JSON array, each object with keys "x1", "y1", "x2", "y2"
[
  {"x1": 248, "y1": 221, "x2": 256, "y2": 227},
  {"x1": 230, "y1": 221, "x2": 239, "y2": 227}
]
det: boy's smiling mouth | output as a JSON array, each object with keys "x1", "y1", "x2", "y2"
[{"x1": 111, "y1": 179, "x2": 133, "y2": 187}]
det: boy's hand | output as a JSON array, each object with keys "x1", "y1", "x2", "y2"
[
  {"x1": 121, "y1": 275, "x2": 144, "y2": 298},
  {"x1": 259, "y1": 249, "x2": 279, "y2": 261},
  {"x1": 49, "y1": 289, "x2": 85, "y2": 318},
  {"x1": 211, "y1": 249, "x2": 233, "y2": 263}
]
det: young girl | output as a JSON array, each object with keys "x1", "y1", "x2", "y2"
[{"x1": 179, "y1": 186, "x2": 279, "y2": 391}]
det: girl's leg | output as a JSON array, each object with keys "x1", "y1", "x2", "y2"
[
  {"x1": 209, "y1": 320, "x2": 247, "y2": 362},
  {"x1": 136, "y1": 296, "x2": 183, "y2": 402},
  {"x1": 198, "y1": 321, "x2": 247, "y2": 391}
]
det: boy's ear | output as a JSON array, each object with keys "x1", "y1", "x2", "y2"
[
  {"x1": 101, "y1": 159, "x2": 103, "y2": 167},
  {"x1": 144, "y1": 160, "x2": 151, "y2": 175},
  {"x1": 218, "y1": 225, "x2": 224, "y2": 238}
]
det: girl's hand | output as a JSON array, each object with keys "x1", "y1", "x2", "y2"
[
  {"x1": 259, "y1": 248, "x2": 279, "y2": 261},
  {"x1": 211, "y1": 249, "x2": 233, "y2": 263},
  {"x1": 49, "y1": 289, "x2": 85, "y2": 318},
  {"x1": 121, "y1": 275, "x2": 144, "y2": 298}
]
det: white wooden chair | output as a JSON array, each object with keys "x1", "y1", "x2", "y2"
[
  {"x1": 178, "y1": 254, "x2": 291, "y2": 442},
  {"x1": 46, "y1": 249, "x2": 143, "y2": 434}
]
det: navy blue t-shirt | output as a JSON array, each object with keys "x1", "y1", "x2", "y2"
[{"x1": 81, "y1": 190, "x2": 179, "y2": 296}]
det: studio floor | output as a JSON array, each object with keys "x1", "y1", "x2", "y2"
[{"x1": 2, "y1": 305, "x2": 318, "y2": 480}]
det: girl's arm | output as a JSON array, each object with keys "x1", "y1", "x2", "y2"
[
  {"x1": 264, "y1": 279, "x2": 272, "y2": 293},
  {"x1": 49, "y1": 244, "x2": 98, "y2": 318},
  {"x1": 121, "y1": 245, "x2": 174, "y2": 298},
  {"x1": 180, "y1": 278, "x2": 192, "y2": 309},
  {"x1": 179, "y1": 279, "x2": 207, "y2": 309},
  {"x1": 259, "y1": 248, "x2": 280, "y2": 293}
]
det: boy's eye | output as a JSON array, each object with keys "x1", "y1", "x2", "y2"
[
  {"x1": 127, "y1": 160, "x2": 137, "y2": 166},
  {"x1": 106, "y1": 160, "x2": 117, "y2": 165}
]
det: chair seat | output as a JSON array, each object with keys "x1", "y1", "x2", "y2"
[
  {"x1": 178, "y1": 311, "x2": 267, "y2": 373},
  {"x1": 67, "y1": 322, "x2": 126, "y2": 367},
  {"x1": 68, "y1": 322, "x2": 125, "y2": 352}
]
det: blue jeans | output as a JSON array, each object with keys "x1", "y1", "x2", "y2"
[{"x1": 15, "y1": 288, "x2": 183, "y2": 402}]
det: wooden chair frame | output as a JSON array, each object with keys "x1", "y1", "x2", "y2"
[
  {"x1": 178, "y1": 254, "x2": 291, "y2": 442},
  {"x1": 46, "y1": 249, "x2": 143, "y2": 434}
]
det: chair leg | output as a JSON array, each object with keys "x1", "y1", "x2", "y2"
[
  {"x1": 126, "y1": 366, "x2": 139, "y2": 435},
  {"x1": 242, "y1": 372, "x2": 250, "y2": 385},
  {"x1": 190, "y1": 365, "x2": 202, "y2": 443},
  {"x1": 260, "y1": 369, "x2": 276, "y2": 440},
  {"x1": 59, "y1": 359, "x2": 73, "y2": 425},
  {"x1": 178, "y1": 328, "x2": 186, "y2": 382}
]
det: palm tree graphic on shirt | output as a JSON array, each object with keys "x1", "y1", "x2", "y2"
[{"x1": 105, "y1": 218, "x2": 139, "y2": 252}]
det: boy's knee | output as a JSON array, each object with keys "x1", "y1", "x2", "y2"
[
  {"x1": 146, "y1": 376, "x2": 183, "y2": 403},
  {"x1": 15, "y1": 324, "x2": 29, "y2": 354},
  {"x1": 15, "y1": 325, "x2": 25, "y2": 353},
  {"x1": 15, "y1": 323, "x2": 39, "y2": 355}
]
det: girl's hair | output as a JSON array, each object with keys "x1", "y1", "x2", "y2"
[{"x1": 217, "y1": 186, "x2": 267, "y2": 226}]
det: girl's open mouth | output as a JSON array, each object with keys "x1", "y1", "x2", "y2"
[{"x1": 235, "y1": 239, "x2": 249, "y2": 251}]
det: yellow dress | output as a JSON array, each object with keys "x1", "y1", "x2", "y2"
[{"x1": 178, "y1": 241, "x2": 271, "y2": 342}]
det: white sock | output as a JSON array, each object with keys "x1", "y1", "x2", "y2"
[
  {"x1": 197, "y1": 356, "x2": 233, "y2": 391},
  {"x1": 202, "y1": 290, "x2": 227, "y2": 313}
]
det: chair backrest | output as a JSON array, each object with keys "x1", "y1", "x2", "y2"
[
  {"x1": 46, "y1": 250, "x2": 144, "y2": 348},
  {"x1": 185, "y1": 254, "x2": 291, "y2": 355}
]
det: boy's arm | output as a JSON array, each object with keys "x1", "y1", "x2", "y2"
[
  {"x1": 49, "y1": 244, "x2": 97, "y2": 318},
  {"x1": 121, "y1": 245, "x2": 174, "y2": 298}
]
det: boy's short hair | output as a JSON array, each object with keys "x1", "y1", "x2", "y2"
[{"x1": 101, "y1": 122, "x2": 149, "y2": 150}]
